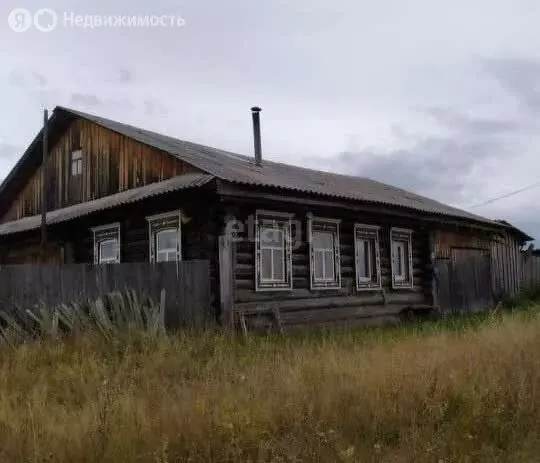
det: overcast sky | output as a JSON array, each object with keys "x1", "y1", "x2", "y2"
[{"x1": 1, "y1": 0, "x2": 540, "y2": 239}]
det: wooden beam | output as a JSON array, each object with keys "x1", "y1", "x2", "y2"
[
  {"x1": 428, "y1": 231, "x2": 439, "y2": 308},
  {"x1": 234, "y1": 290, "x2": 427, "y2": 311},
  {"x1": 40, "y1": 108, "x2": 49, "y2": 261},
  {"x1": 219, "y1": 234, "x2": 234, "y2": 329},
  {"x1": 215, "y1": 180, "x2": 506, "y2": 234}
]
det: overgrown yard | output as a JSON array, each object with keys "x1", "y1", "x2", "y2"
[{"x1": 0, "y1": 308, "x2": 539, "y2": 462}]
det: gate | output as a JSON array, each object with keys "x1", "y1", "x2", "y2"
[{"x1": 437, "y1": 248, "x2": 493, "y2": 312}]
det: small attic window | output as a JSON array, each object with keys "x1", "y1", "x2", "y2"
[{"x1": 71, "y1": 149, "x2": 82, "y2": 176}]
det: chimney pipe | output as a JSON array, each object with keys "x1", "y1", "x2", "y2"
[{"x1": 251, "y1": 106, "x2": 262, "y2": 167}]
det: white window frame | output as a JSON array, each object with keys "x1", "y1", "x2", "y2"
[
  {"x1": 147, "y1": 210, "x2": 182, "y2": 263},
  {"x1": 390, "y1": 227, "x2": 414, "y2": 289},
  {"x1": 354, "y1": 224, "x2": 381, "y2": 291},
  {"x1": 71, "y1": 149, "x2": 83, "y2": 176},
  {"x1": 255, "y1": 210, "x2": 293, "y2": 291},
  {"x1": 308, "y1": 215, "x2": 341, "y2": 290},
  {"x1": 155, "y1": 228, "x2": 180, "y2": 262},
  {"x1": 91, "y1": 223, "x2": 121, "y2": 264}
]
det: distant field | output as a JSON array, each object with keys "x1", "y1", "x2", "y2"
[{"x1": 0, "y1": 309, "x2": 539, "y2": 462}]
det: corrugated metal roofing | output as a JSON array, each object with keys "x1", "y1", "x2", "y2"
[
  {"x1": 0, "y1": 173, "x2": 214, "y2": 236},
  {"x1": 56, "y1": 106, "x2": 499, "y2": 226}
]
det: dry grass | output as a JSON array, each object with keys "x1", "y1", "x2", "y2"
[{"x1": 0, "y1": 310, "x2": 539, "y2": 462}]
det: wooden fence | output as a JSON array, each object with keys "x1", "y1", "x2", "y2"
[
  {"x1": 521, "y1": 254, "x2": 540, "y2": 292},
  {"x1": 436, "y1": 241, "x2": 540, "y2": 313},
  {"x1": 492, "y1": 236, "x2": 522, "y2": 297},
  {"x1": 0, "y1": 260, "x2": 213, "y2": 328},
  {"x1": 436, "y1": 248, "x2": 493, "y2": 313}
]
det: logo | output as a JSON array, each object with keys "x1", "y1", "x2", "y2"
[
  {"x1": 8, "y1": 8, "x2": 32, "y2": 32},
  {"x1": 34, "y1": 8, "x2": 57, "y2": 32},
  {"x1": 7, "y1": 8, "x2": 58, "y2": 32}
]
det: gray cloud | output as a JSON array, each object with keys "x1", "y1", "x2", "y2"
[
  {"x1": 117, "y1": 68, "x2": 135, "y2": 84},
  {"x1": 0, "y1": 142, "x2": 21, "y2": 160},
  {"x1": 316, "y1": 55, "x2": 540, "y2": 218},
  {"x1": 143, "y1": 100, "x2": 167, "y2": 116},
  {"x1": 103, "y1": 99, "x2": 135, "y2": 112},
  {"x1": 333, "y1": 107, "x2": 524, "y2": 204},
  {"x1": 8, "y1": 70, "x2": 48, "y2": 89},
  {"x1": 31, "y1": 72, "x2": 47, "y2": 88},
  {"x1": 423, "y1": 107, "x2": 522, "y2": 135},
  {"x1": 482, "y1": 57, "x2": 540, "y2": 113},
  {"x1": 70, "y1": 93, "x2": 102, "y2": 107},
  {"x1": 67, "y1": 95, "x2": 136, "y2": 115},
  {"x1": 508, "y1": 218, "x2": 538, "y2": 241}
]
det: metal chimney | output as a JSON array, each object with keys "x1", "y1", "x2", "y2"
[{"x1": 251, "y1": 106, "x2": 262, "y2": 167}]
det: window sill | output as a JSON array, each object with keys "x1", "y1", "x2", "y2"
[
  {"x1": 391, "y1": 282, "x2": 415, "y2": 290},
  {"x1": 356, "y1": 285, "x2": 382, "y2": 292},
  {"x1": 255, "y1": 284, "x2": 293, "y2": 292}
]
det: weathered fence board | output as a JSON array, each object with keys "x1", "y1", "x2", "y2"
[
  {"x1": 219, "y1": 235, "x2": 234, "y2": 328},
  {"x1": 436, "y1": 248, "x2": 493, "y2": 313},
  {"x1": 0, "y1": 261, "x2": 212, "y2": 328},
  {"x1": 521, "y1": 254, "x2": 540, "y2": 291},
  {"x1": 491, "y1": 236, "x2": 522, "y2": 297}
]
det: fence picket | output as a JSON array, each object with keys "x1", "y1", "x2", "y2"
[{"x1": 521, "y1": 254, "x2": 540, "y2": 292}]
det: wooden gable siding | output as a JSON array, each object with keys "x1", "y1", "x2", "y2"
[
  {"x1": 434, "y1": 229, "x2": 491, "y2": 259},
  {"x1": 2, "y1": 118, "x2": 200, "y2": 222}
]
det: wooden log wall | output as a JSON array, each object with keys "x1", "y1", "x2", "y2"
[
  {"x1": 226, "y1": 202, "x2": 431, "y2": 329},
  {"x1": 2, "y1": 117, "x2": 200, "y2": 222}
]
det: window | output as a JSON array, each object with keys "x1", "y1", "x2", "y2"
[
  {"x1": 355, "y1": 224, "x2": 381, "y2": 290},
  {"x1": 156, "y1": 229, "x2": 178, "y2": 262},
  {"x1": 309, "y1": 216, "x2": 341, "y2": 290},
  {"x1": 71, "y1": 149, "x2": 82, "y2": 176},
  {"x1": 99, "y1": 239, "x2": 119, "y2": 264},
  {"x1": 255, "y1": 211, "x2": 293, "y2": 291},
  {"x1": 92, "y1": 223, "x2": 120, "y2": 264},
  {"x1": 391, "y1": 228, "x2": 413, "y2": 288},
  {"x1": 147, "y1": 211, "x2": 182, "y2": 263}
]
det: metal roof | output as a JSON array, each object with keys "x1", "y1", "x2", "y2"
[
  {"x1": 56, "y1": 106, "x2": 501, "y2": 227},
  {"x1": 0, "y1": 173, "x2": 214, "y2": 236},
  {"x1": 0, "y1": 106, "x2": 523, "y2": 237}
]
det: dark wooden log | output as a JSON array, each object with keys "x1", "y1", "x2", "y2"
[{"x1": 219, "y1": 235, "x2": 234, "y2": 328}]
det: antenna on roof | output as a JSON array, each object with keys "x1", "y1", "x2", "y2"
[{"x1": 251, "y1": 106, "x2": 262, "y2": 167}]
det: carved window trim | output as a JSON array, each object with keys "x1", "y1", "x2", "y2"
[
  {"x1": 255, "y1": 210, "x2": 293, "y2": 291},
  {"x1": 390, "y1": 227, "x2": 414, "y2": 289},
  {"x1": 308, "y1": 215, "x2": 341, "y2": 290},
  {"x1": 354, "y1": 224, "x2": 381, "y2": 291},
  {"x1": 147, "y1": 211, "x2": 182, "y2": 263},
  {"x1": 92, "y1": 223, "x2": 121, "y2": 264}
]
